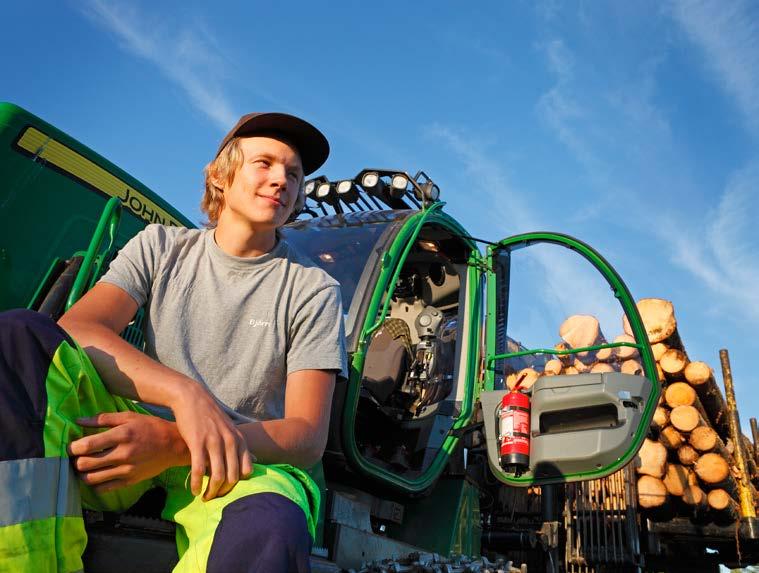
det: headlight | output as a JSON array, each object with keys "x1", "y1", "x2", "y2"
[
  {"x1": 316, "y1": 182, "x2": 332, "y2": 199},
  {"x1": 361, "y1": 171, "x2": 379, "y2": 189}
]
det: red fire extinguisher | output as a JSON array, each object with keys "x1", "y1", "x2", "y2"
[{"x1": 499, "y1": 375, "x2": 530, "y2": 475}]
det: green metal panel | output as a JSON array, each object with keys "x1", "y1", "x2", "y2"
[
  {"x1": 341, "y1": 207, "x2": 484, "y2": 494},
  {"x1": 386, "y1": 478, "x2": 481, "y2": 557},
  {"x1": 483, "y1": 231, "x2": 660, "y2": 485},
  {"x1": 0, "y1": 102, "x2": 193, "y2": 312}
]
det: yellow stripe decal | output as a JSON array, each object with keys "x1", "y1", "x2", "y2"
[{"x1": 16, "y1": 127, "x2": 184, "y2": 227}]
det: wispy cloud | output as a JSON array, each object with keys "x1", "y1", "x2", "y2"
[
  {"x1": 671, "y1": 0, "x2": 759, "y2": 135},
  {"x1": 79, "y1": 0, "x2": 236, "y2": 129},
  {"x1": 533, "y1": 24, "x2": 759, "y2": 328},
  {"x1": 662, "y1": 163, "x2": 759, "y2": 322},
  {"x1": 426, "y1": 124, "x2": 622, "y2": 335}
]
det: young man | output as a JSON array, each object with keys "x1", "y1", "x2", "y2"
[{"x1": 0, "y1": 113, "x2": 347, "y2": 572}]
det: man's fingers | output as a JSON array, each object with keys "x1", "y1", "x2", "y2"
[
  {"x1": 77, "y1": 412, "x2": 133, "y2": 428},
  {"x1": 78, "y1": 464, "x2": 129, "y2": 487},
  {"x1": 190, "y1": 450, "x2": 206, "y2": 497},
  {"x1": 73, "y1": 448, "x2": 117, "y2": 472},
  {"x1": 69, "y1": 428, "x2": 122, "y2": 457},
  {"x1": 203, "y1": 439, "x2": 226, "y2": 501},
  {"x1": 217, "y1": 437, "x2": 240, "y2": 498},
  {"x1": 241, "y1": 447, "x2": 253, "y2": 478}
]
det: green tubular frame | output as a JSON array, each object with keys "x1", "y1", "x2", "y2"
[
  {"x1": 484, "y1": 231, "x2": 660, "y2": 485},
  {"x1": 342, "y1": 205, "x2": 482, "y2": 493},
  {"x1": 65, "y1": 197, "x2": 123, "y2": 310}
]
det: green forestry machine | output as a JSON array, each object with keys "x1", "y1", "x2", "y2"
[{"x1": 1, "y1": 102, "x2": 755, "y2": 572}]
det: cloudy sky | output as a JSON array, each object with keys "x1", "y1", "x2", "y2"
[{"x1": 3, "y1": 1, "x2": 758, "y2": 429}]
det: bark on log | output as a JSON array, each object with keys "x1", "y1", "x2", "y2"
[
  {"x1": 638, "y1": 475, "x2": 668, "y2": 508},
  {"x1": 682, "y1": 485, "x2": 707, "y2": 508},
  {"x1": 695, "y1": 452, "x2": 730, "y2": 484},
  {"x1": 677, "y1": 444, "x2": 699, "y2": 466},
  {"x1": 660, "y1": 426, "x2": 685, "y2": 450},
  {"x1": 670, "y1": 405, "x2": 700, "y2": 433},
  {"x1": 623, "y1": 298, "x2": 677, "y2": 344},
  {"x1": 664, "y1": 382, "x2": 696, "y2": 408},
  {"x1": 660, "y1": 349, "x2": 688, "y2": 377},
  {"x1": 636, "y1": 438, "x2": 667, "y2": 478}
]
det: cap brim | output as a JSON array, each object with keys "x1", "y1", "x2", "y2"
[{"x1": 221, "y1": 112, "x2": 329, "y2": 175}]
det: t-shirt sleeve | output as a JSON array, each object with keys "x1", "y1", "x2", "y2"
[
  {"x1": 287, "y1": 284, "x2": 349, "y2": 380},
  {"x1": 98, "y1": 224, "x2": 166, "y2": 307}
]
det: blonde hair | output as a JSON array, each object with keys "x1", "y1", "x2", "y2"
[{"x1": 201, "y1": 136, "x2": 306, "y2": 228}]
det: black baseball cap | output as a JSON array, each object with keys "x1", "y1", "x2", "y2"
[{"x1": 216, "y1": 112, "x2": 329, "y2": 175}]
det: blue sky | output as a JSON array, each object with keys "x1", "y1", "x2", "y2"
[{"x1": 3, "y1": 1, "x2": 758, "y2": 429}]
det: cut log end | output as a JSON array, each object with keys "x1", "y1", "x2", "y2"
[
  {"x1": 638, "y1": 476, "x2": 668, "y2": 508},
  {"x1": 694, "y1": 452, "x2": 730, "y2": 484},
  {"x1": 636, "y1": 438, "x2": 667, "y2": 478},
  {"x1": 670, "y1": 405, "x2": 700, "y2": 433},
  {"x1": 690, "y1": 426, "x2": 718, "y2": 452},
  {"x1": 623, "y1": 298, "x2": 677, "y2": 344},
  {"x1": 684, "y1": 361, "x2": 712, "y2": 386},
  {"x1": 664, "y1": 382, "x2": 696, "y2": 408}
]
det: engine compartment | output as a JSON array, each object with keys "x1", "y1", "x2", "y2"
[{"x1": 353, "y1": 225, "x2": 473, "y2": 478}]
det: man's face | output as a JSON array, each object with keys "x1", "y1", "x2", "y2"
[{"x1": 219, "y1": 136, "x2": 303, "y2": 231}]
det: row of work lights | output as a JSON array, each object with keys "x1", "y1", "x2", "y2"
[{"x1": 301, "y1": 169, "x2": 440, "y2": 216}]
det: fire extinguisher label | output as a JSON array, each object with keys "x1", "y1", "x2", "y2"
[{"x1": 500, "y1": 409, "x2": 530, "y2": 456}]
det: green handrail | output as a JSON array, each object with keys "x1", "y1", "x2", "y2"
[
  {"x1": 487, "y1": 341, "x2": 642, "y2": 367},
  {"x1": 65, "y1": 197, "x2": 122, "y2": 310}
]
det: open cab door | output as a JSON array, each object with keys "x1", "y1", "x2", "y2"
[{"x1": 481, "y1": 232, "x2": 660, "y2": 486}]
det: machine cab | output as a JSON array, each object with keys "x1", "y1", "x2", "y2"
[{"x1": 284, "y1": 169, "x2": 660, "y2": 491}]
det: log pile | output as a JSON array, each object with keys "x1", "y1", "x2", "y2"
[
  {"x1": 503, "y1": 297, "x2": 757, "y2": 524},
  {"x1": 624, "y1": 298, "x2": 756, "y2": 522}
]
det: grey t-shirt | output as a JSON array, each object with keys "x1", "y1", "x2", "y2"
[{"x1": 99, "y1": 224, "x2": 348, "y2": 422}]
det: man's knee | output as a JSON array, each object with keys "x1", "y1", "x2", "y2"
[
  {"x1": 207, "y1": 492, "x2": 312, "y2": 573},
  {"x1": 0, "y1": 309, "x2": 74, "y2": 461}
]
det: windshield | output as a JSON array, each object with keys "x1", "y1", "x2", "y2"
[{"x1": 281, "y1": 211, "x2": 413, "y2": 335}]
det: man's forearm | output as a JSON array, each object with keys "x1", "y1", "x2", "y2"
[
  {"x1": 58, "y1": 317, "x2": 194, "y2": 407},
  {"x1": 238, "y1": 417, "x2": 326, "y2": 469}
]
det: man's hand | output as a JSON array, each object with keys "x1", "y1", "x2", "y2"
[
  {"x1": 69, "y1": 412, "x2": 188, "y2": 492},
  {"x1": 171, "y1": 385, "x2": 254, "y2": 500}
]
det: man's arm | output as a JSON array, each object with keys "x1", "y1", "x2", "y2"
[
  {"x1": 237, "y1": 369, "x2": 336, "y2": 468},
  {"x1": 59, "y1": 282, "x2": 252, "y2": 499}
]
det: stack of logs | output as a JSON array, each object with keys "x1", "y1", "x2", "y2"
[
  {"x1": 503, "y1": 297, "x2": 755, "y2": 522},
  {"x1": 628, "y1": 299, "x2": 756, "y2": 521}
]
